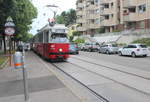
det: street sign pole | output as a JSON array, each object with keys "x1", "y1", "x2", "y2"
[
  {"x1": 5, "y1": 16, "x2": 15, "y2": 66},
  {"x1": 22, "y1": 46, "x2": 29, "y2": 101}
]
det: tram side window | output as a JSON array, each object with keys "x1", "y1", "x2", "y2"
[
  {"x1": 44, "y1": 31, "x2": 49, "y2": 43},
  {"x1": 50, "y1": 34, "x2": 69, "y2": 43},
  {"x1": 39, "y1": 33, "x2": 43, "y2": 43}
]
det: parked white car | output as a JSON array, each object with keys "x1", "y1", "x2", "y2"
[{"x1": 118, "y1": 44, "x2": 149, "y2": 57}]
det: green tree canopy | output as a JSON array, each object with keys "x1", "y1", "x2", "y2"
[
  {"x1": 0, "y1": 0, "x2": 37, "y2": 41},
  {"x1": 56, "y1": 9, "x2": 76, "y2": 26}
]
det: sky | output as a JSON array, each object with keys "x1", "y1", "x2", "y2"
[{"x1": 30, "y1": 0, "x2": 77, "y2": 35}]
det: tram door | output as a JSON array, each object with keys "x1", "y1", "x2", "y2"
[{"x1": 43, "y1": 30, "x2": 49, "y2": 58}]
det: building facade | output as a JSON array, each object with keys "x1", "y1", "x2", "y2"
[
  {"x1": 76, "y1": 0, "x2": 150, "y2": 35},
  {"x1": 76, "y1": 0, "x2": 101, "y2": 36},
  {"x1": 122, "y1": 0, "x2": 150, "y2": 29}
]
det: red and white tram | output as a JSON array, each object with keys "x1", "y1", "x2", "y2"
[{"x1": 32, "y1": 24, "x2": 70, "y2": 61}]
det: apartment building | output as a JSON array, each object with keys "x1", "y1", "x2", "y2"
[
  {"x1": 76, "y1": 0, "x2": 150, "y2": 35},
  {"x1": 100, "y1": 0, "x2": 122, "y2": 32},
  {"x1": 76, "y1": 0, "x2": 101, "y2": 36},
  {"x1": 76, "y1": 0, "x2": 86, "y2": 34},
  {"x1": 122, "y1": 0, "x2": 150, "y2": 29}
]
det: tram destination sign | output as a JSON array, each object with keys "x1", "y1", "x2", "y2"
[
  {"x1": 55, "y1": 29, "x2": 65, "y2": 33},
  {"x1": 52, "y1": 29, "x2": 66, "y2": 33}
]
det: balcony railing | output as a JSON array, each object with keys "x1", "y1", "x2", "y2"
[
  {"x1": 100, "y1": 0, "x2": 113, "y2": 5},
  {"x1": 123, "y1": 0, "x2": 140, "y2": 8},
  {"x1": 76, "y1": 11, "x2": 84, "y2": 16},
  {"x1": 100, "y1": 8, "x2": 114, "y2": 15},
  {"x1": 77, "y1": 3, "x2": 83, "y2": 8},
  {"x1": 77, "y1": 27, "x2": 86, "y2": 31},
  {"x1": 123, "y1": 12, "x2": 147, "y2": 21},
  {"x1": 101, "y1": 19, "x2": 118, "y2": 26}
]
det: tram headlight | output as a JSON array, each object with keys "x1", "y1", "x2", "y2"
[{"x1": 59, "y1": 48, "x2": 63, "y2": 52}]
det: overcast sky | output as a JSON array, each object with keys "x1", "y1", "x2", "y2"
[{"x1": 30, "y1": 0, "x2": 76, "y2": 35}]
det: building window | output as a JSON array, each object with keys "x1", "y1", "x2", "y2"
[
  {"x1": 104, "y1": 4, "x2": 109, "y2": 9},
  {"x1": 95, "y1": 9, "x2": 100, "y2": 14},
  {"x1": 138, "y1": 4, "x2": 146, "y2": 13},
  {"x1": 105, "y1": 15, "x2": 109, "y2": 20},
  {"x1": 111, "y1": 3, "x2": 114, "y2": 7},
  {"x1": 128, "y1": 7, "x2": 136, "y2": 13},
  {"x1": 95, "y1": 0, "x2": 99, "y2": 4},
  {"x1": 111, "y1": 14, "x2": 114, "y2": 18},
  {"x1": 139, "y1": 21, "x2": 145, "y2": 28},
  {"x1": 95, "y1": 18, "x2": 100, "y2": 24}
]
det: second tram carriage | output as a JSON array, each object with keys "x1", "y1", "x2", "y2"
[{"x1": 32, "y1": 24, "x2": 70, "y2": 61}]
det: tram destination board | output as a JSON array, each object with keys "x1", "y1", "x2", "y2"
[{"x1": 55, "y1": 29, "x2": 66, "y2": 33}]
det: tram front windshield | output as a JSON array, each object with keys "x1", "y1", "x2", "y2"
[{"x1": 51, "y1": 33, "x2": 69, "y2": 43}]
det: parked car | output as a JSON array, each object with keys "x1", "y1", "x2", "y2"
[
  {"x1": 118, "y1": 44, "x2": 149, "y2": 57},
  {"x1": 99, "y1": 44, "x2": 118, "y2": 54},
  {"x1": 84, "y1": 43, "x2": 99, "y2": 52},
  {"x1": 69, "y1": 43, "x2": 79, "y2": 54}
]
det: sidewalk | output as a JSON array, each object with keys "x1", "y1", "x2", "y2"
[{"x1": 0, "y1": 51, "x2": 80, "y2": 102}]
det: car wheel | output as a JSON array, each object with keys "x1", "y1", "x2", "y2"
[
  {"x1": 131, "y1": 52, "x2": 136, "y2": 58},
  {"x1": 118, "y1": 51, "x2": 122, "y2": 56},
  {"x1": 143, "y1": 55, "x2": 147, "y2": 57},
  {"x1": 106, "y1": 50, "x2": 110, "y2": 55}
]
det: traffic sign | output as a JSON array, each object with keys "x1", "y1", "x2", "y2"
[
  {"x1": 6, "y1": 16, "x2": 13, "y2": 22},
  {"x1": 5, "y1": 27, "x2": 15, "y2": 36},
  {"x1": 5, "y1": 22, "x2": 15, "y2": 27}
]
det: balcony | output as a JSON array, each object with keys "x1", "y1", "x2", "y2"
[
  {"x1": 101, "y1": 19, "x2": 118, "y2": 27},
  {"x1": 87, "y1": 23, "x2": 100, "y2": 29},
  {"x1": 76, "y1": 11, "x2": 84, "y2": 16},
  {"x1": 123, "y1": 12, "x2": 146, "y2": 22},
  {"x1": 77, "y1": 3, "x2": 83, "y2": 8},
  {"x1": 77, "y1": 27, "x2": 86, "y2": 31},
  {"x1": 101, "y1": 0, "x2": 113, "y2": 5},
  {"x1": 123, "y1": 0, "x2": 145, "y2": 8},
  {"x1": 76, "y1": 18, "x2": 85, "y2": 23},
  {"x1": 100, "y1": 8, "x2": 114, "y2": 16},
  {"x1": 86, "y1": 14, "x2": 100, "y2": 19},
  {"x1": 86, "y1": 5, "x2": 98, "y2": 10}
]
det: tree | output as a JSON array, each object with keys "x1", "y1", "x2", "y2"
[
  {"x1": 0, "y1": 0, "x2": 37, "y2": 53},
  {"x1": 72, "y1": 31, "x2": 81, "y2": 37},
  {"x1": 56, "y1": 9, "x2": 76, "y2": 26}
]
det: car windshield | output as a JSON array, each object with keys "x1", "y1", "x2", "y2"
[{"x1": 139, "y1": 45, "x2": 147, "y2": 48}]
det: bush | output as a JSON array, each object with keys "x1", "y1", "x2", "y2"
[
  {"x1": 132, "y1": 38, "x2": 150, "y2": 46},
  {"x1": 74, "y1": 38, "x2": 85, "y2": 43},
  {"x1": 116, "y1": 43, "x2": 127, "y2": 47}
]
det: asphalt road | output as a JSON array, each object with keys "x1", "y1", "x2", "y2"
[{"x1": 78, "y1": 51, "x2": 150, "y2": 72}]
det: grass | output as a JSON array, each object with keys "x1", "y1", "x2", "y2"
[
  {"x1": 132, "y1": 38, "x2": 150, "y2": 46},
  {"x1": 0, "y1": 56, "x2": 7, "y2": 66},
  {"x1": 0, "y1": 51, "x2": 8, "y2": 69}
]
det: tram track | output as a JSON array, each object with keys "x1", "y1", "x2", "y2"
[
  {"x1": 66, "y1": 60, "x2": 150, "y2": 96},
  {"x1": 71, "y1": 56, "x2": 150, "y2": 80},
  {"x1": 50, "y1": 63, "x2": 110, "y2": 102}
]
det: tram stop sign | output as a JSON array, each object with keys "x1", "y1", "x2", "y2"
[
  {"x1": 4, "y1": 16, "x2": 15, "y2": 36},
  {"x1": 5, "y1": 27, "x2": 15, "y2": 36}
]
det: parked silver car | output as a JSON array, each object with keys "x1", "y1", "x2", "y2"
[
  {"x1": 84, "y1": 43, "x2": 99, "y2": 52},
  {"x1": 99, "y1": 44, "x2": 118, "y2": 54}
]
